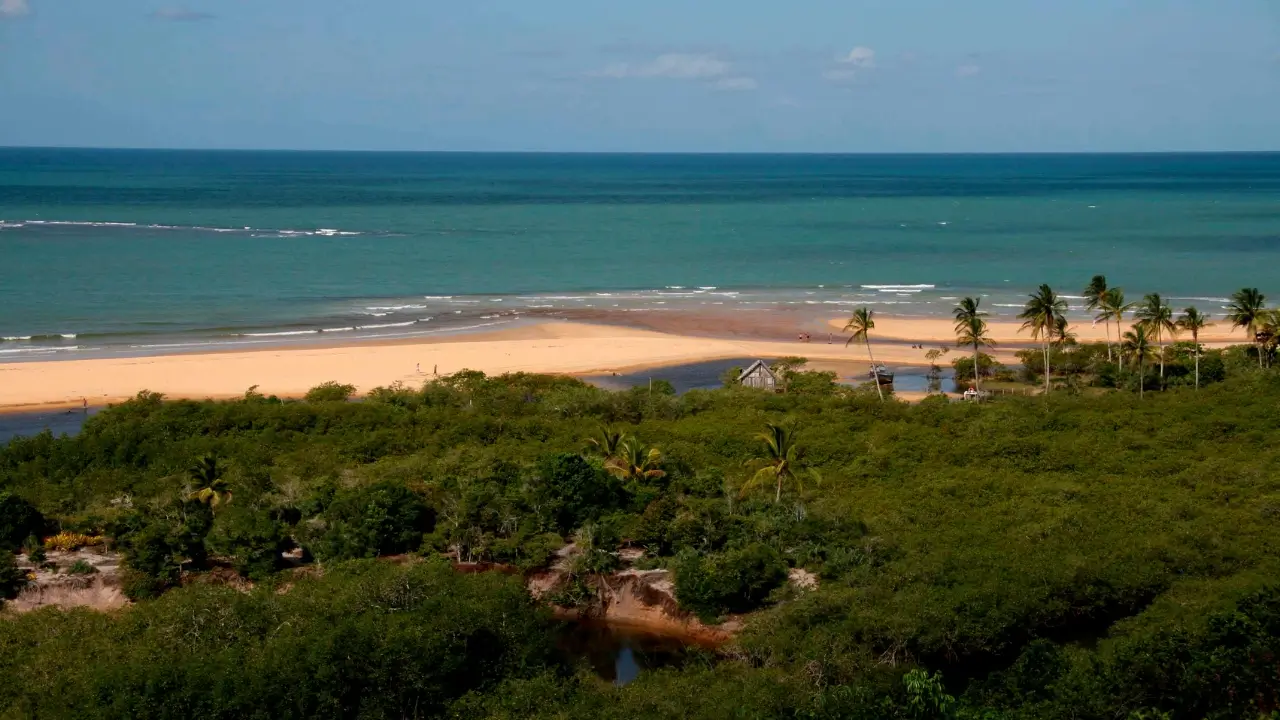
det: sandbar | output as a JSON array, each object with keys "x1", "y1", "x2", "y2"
[{"x1": 0, "y1": 316, "x2": 1253, "y2": 411}]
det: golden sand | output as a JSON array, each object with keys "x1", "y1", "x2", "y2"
[{"x1": 0, "y1": 316, "x2": 1252, "y2": 411}]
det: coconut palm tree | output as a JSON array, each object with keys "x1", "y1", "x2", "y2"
[
  {"x1": 1257, "y1": 309, "x2": 1280, "y2": 368},
  {"x1": 1225, "y1": 288, "x2": 1269, "y2": 368},
  {"x1": 1176, "y1": 307, "x2": 1212, "y2": 390},
  {"x1": 953, "y1": 297, "x2": 995, "y2": 392},
  {"x1": 1083, "y1": 275, "x2": 1112, "y2": 361},
  {"x1": 1100, "y1": 288, "x2": 1135, "y2": 371},
  {"x1": 741, "y1": 422, "x2": 808, "y2": 504},
  {"x1": 1122, "y1": 325, "x2": 1156, "y2": 399},
  {"x1": 188, "y1": 453, "x2": 232, "y2": 507},
  {"x1": 585, "y1": 425, "x2": 627, "y2": 463},
  {"x1": 605, "y1": 439, "x2": 666, "y2": 482},
  {"x1": 844, "y1": 307, "x2": 884, "y2": 401},
  {"x1": 1134, "y1": 293, "x2": 1176, "y2": 382},
  {"x1": 1017, "y1": 284, "x2": 1068, "y2": 394},
  {"x1": 1053, "y1": 315, "x2": 1077, "y2": 348}
]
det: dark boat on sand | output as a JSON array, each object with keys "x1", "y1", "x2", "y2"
[{"x1": 868, "y1": 365, "x2": 895, "y2": 385}]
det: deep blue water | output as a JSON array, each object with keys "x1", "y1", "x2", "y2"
[{"x1": 2, "y1": 149, "x2": 1278, "y2": 359}]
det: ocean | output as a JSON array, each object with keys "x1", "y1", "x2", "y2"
[{"x1": 2, "y1": 149, "x2": 1278, "y2": 360}]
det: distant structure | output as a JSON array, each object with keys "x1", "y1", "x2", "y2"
[{"x1": 738, "y1": 360, "x2": 779, "y2": 391}]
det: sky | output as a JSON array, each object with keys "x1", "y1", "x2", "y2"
[{"x1": 1, "y1": 0, "x2": 1278, "y2": 153}]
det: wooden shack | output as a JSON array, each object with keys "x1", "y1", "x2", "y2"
[{"x1": 738, "y1": 360, "x2": 779, "y2": 391}]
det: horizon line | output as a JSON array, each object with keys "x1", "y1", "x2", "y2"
[{"x1": 3, "y1": 145, "x2": 1280, "y2": 157}]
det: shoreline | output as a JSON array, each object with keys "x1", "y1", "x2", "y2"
[{"x1": 0, "y1": 314, "x2": 1254, "y2": 413}]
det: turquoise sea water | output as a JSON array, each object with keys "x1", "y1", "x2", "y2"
[{"x1": 1, "y1": 149, "x2": 1278, "y2": 359}]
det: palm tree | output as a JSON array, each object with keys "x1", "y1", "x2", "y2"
[
  {"x1": 1122, "y1": 325, "x2": 1156, "y2": 399},
  {"x1": 188, "y1": 453, "x2": 232, "y2": 507},
  {"x1": 1225, "y1": 288, "x2": 1268, "y2": 369},
  {"x1": 1083, "y1": 275, "x2": 1112, "y2": 361},
  {"x1": 844, "y1": 307, "x2": 884, "y2": 401},
  {"x1": 1257, "y1": 309, "x2": 1280, "y2": 368},
  {"x1": 586, "y1": 425, "x2": 626, "y2": 463},
  {"x1": 1053, "y1": 315, "x2": 1077, "y2": 348},
  {"x1": 1017, "y1": 284, "x2": 1067, "y2": 394},
  {"x1": 1134, "y1": 293, "x2": 1176, "y2": 382},
  {"x1": 741, "y1": 422, "x2": 807, "y2": 504},
  {"x1": 1176, "y1": 307, "x2": 1212, "y2": 390},
  {"x1": 953, "y1": 297, "x2": 995, "y2": 392},
  {"x1": 605, "y1": 439, "x2": 666, "y2": 482},
  {"x1": 1100, "y1": 288, "x2": 1135, "y2": 371}
]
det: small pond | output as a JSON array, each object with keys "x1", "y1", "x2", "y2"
[
  {"x1": 584, "y1": 358, "x2": 958, "y2": 396},
  {"x1": 558, "y1": 622, "x2": 716, "y2": 686},
  {"x1": 0, "y1": 407, "x2": 99, "y2": 444}
]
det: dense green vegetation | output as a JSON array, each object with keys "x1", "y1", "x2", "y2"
[{"x1": 3, "y1": 337, "x2": 1280, "y2": 716}]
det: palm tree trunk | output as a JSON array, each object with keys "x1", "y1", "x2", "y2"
[
  {"x1": 1139, "y1": 360, "x2": 1144, "y2": 399},
  {"x1": 1043, "y1": 339, "x2": 1051, "y2": 394},
  {"x1": 1157, "y1": 328, "x2": 1165, "y2": 381},
  {"x1": 972, "y1": 343, "x2": 980, "y2": 392},
  {"x1": 775, "y1": 474, "x2": 781, "y2": 504},
  {"x1": 1194, "y1": 343, "x2": 1200, "y2": 390},
  {"x1": 866, "y1": 339, "x2": 884, "y2": 401},
  {"x1": 1105, "y1": 318, "x2": 1112, "y2": 362},
  {"x1": 1115, "y1": 314, "x2": 1124, "y2": 372}
]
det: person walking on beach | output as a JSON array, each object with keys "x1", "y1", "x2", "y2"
[{"x1": 416, "y1": 363, "x2": 420, "y2": 373}]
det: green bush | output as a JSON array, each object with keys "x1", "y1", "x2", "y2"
[
  {"x1": 304, "y1": 381, "x2": 357, "y2": 403},
  {"x1": 673, "y1": 542, "x2": 788, "y2": 621},
  {"x1": 64, "y1": 559, "x2": 97, "y2": 576},
  {"x1": 0, "y1": 492, "x2": 44, "y2": 552},
  {"x1": 22, "y1": 535, "x2": 45, "y2": 564},
  {"x1": 307, "y1": 481, "x2": 433, "y2": 561},
  {"x1": 207, "y1": 506, "x2": 288, "y2": 580},
  {"x1": 0, "y1": 551, "x2": 25, "y2": 600}
]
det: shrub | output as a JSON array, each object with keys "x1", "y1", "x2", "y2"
[
  {"x1": 673, "y1": 542, "x2": 788, "y2": 621},
  {"x1": 43, "y1": 532, "x2": 105, "y2": 552},
  {"x1": 0, "y1": 551, "x2": 25, "y2": 600},
  {"x1": 65, "y1": 559, "x2": 98, "y2": 576},
  {"x1": 307, "y1": 481, "x2": 433, "y2": 561},
  {"x1": 23, "y1": 535, "x2": 46, "y2": 564},
  {"x1": 0, "y1": 492, "x2": 44, "y2": 552},
  {"x1": 207, "y1": 507, "x2": 288, "y2": 580},
  {"x1": 304, "y1": 381, "x2": 357, "y2": 403}
]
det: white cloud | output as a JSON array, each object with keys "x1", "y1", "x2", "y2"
[
  {"x1": 594, "y1": 54, "x2": 730, "y2": 80},
  {"x1": 955, "y1": 64, "x2": 982, "y2": 77},
  {"x1": 840, "y1": 46, "x2": 876, "y2": 68},
  {"x1": 714, "y1": 77, "x2": 758, "y2": 91},
  {"x1": 151, "y1": 8, "x2": 215, "y2": 21},
  {"x1": 0, "y1": 0, "x2": 30, "y2": 18}
]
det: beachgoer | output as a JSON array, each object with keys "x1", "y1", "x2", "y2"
[
  {"x1": 416, "y1": 363, "x2": 420, "y2": 373},
  {"x1": 433, "y1": 364, "x2": 438, "y2": 375}
]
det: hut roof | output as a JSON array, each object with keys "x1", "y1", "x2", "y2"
[{"x1": 738, "y1": 360, "x2": 777, "y2": 382}]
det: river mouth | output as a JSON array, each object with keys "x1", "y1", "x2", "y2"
[{"x1": 557, "y1": 621, "x2": 718, "y2": 686}]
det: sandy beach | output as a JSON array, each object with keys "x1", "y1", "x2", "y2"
[{"x1": 0, "y1": 315, "x2": 1254, "y2": 412}]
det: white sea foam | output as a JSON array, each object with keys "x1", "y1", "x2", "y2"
[
  {"x1": 1, "y1": 336, "x2": 32, "y2": 341},
  {"x1": 18, "y1": 219, "x2": 365, "y2": 237},
  {"x1": 61, "y1": 333, "x2": 77, "y2": 339},
  {"x1": 423, "y1": 296, "x2": 454, "y2": 300},
  {"x1": 358, "y1": 321, "x2": 417, "y2": 330},
  {"x1": 321, "y1": 327, "x2": 356, "y2": 333},
  {"x1": 1171, "y1": 296, "x2": 1229, "y2": 303},
  {"x1": 243, "y1": 330, "x2": 318, "y2": 337},
  {"x1": 861, "y1": 284, "x2": 936, "y2": 290}
]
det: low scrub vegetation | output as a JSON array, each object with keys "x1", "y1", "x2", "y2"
[{"x1": 2, "y1": 359, "x2": 1280, "y2": 717}]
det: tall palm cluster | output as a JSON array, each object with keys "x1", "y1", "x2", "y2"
[{"x1": 842, "y1": 279, "x2": 1277, "y2": 399}]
